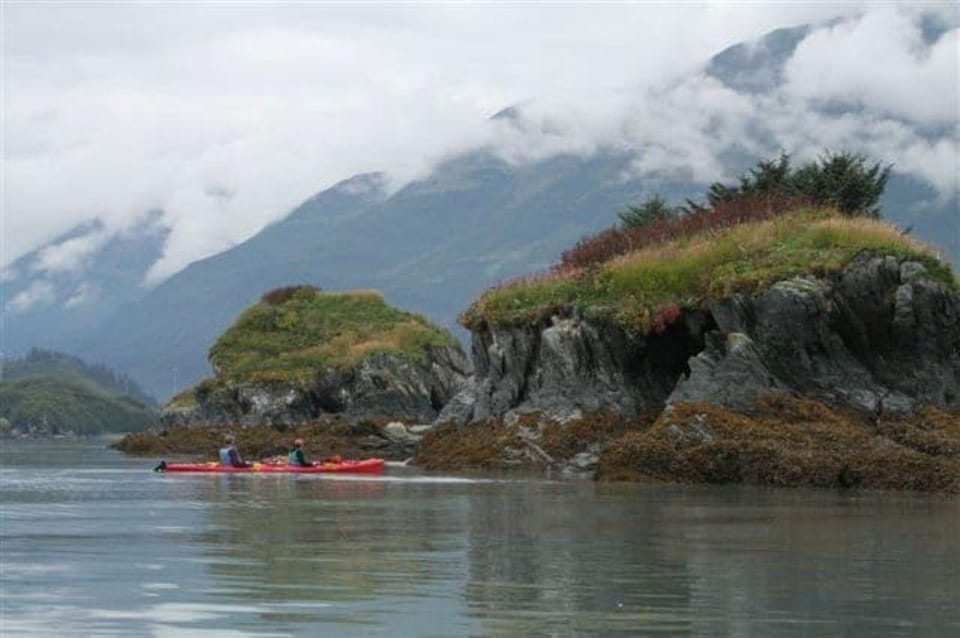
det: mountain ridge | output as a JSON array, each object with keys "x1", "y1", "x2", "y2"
[{"x1": 3, "y1": 21, "x2": 956, "y2": 399}]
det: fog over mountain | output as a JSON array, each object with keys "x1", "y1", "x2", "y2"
[
  {"x1": 4, "y1": 4, "x2": 955, "y2": 274},
  {"x1": 2, "y1": 5, "x2": 957, "y2": 398}
]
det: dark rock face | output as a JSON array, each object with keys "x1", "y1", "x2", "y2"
[
  {"x1": 669, "y1": 331, "x2": 784, "y2": 412},
  {"x1": 443, "y1": 257, "x2": 960, "y2": 426},
  {"x1": 695, "y1": 257, "x2": 960, "y2": 416},
  {"x1": 163, "y1": 345, "x2": 471, "y2": 426},
  {"x1": 439, "y1": 313, "x2": 712, "y2": 425}
]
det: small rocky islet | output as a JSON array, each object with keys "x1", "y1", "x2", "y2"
[{"x1": 117, "y1": 207, "x2": 960, "y2": 492}]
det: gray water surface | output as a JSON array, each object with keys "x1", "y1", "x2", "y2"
[{"x1": 1, "y1": 439, "x2": 958, "y2": 636}]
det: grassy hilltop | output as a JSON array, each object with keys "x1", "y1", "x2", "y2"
[
  {"x1": 463, "y1": 206, "x2": 955, "y2": 335},
  {"x1": 464, "y1": 152, "x2": 955, "y2": 334},
  {"x1": 204, "y1": 286, "x2": 457, "y2": 385}
]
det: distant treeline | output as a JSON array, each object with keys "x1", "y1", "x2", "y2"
[
  {"x1": 0, "y1": 349, "x2": 158, "y2": 436},
  {"x1": 1, "y1": 348, "x2": 156, "y2": 406}
]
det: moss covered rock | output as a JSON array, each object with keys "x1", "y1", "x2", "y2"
[{"x1": 165, "y1": 287, "x2": 470, "y2": 426}]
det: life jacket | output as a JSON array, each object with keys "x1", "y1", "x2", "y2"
[
  {"x1": 219, "y1": 446, "x2": 234, "y2": 466},
  {"x1": 288, "y1": 448, "x2": 306, "y2": 466}
]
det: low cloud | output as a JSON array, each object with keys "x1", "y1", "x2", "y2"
[
  {"x1": 63, "y1": 281, "x2": 98, "y2": 308},
  {"x1": 6, "y1": 280, "x2": 55, "y2": 314},
  {"x1": 491, "y1": 7, "x2": 958, "y2": 202},
  {"x1": 3, "y1": 2, "x2": 956, "y2": 284},
  {"x1": 783, "y1": 8, "x2": 958, "y2": 124},
  {"x1": 31, "y1": 228, "x2": 108, "y2": 275}
]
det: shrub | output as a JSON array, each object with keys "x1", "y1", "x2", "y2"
[
  {"x1": 561, "y1": 193, "x2": 808, "y2": 271},
  {"x1": 261, "y1": 285, "x2": 321, "y2": 306}
]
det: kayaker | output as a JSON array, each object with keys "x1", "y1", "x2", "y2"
[
  {"x1": 219, "y1": 434, "x2": 252, "y2": 468},
  {"x1": 288, "y1": 438, "x2": 310, "y2": 466}
]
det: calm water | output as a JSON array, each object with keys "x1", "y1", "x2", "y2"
[{"x1": 1, "y1": 439, "x2": 958, "y2": 637}]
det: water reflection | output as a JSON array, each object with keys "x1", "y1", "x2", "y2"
[
  {"x1": 190, "y1": 477, "x2": 960, "y2": 636},
  {"x1": 463, "y1": 482, "x2": 692, "y2": 636},
  {"x1": 2, "y1": 441, "x2": 958, "y2": 636},
  {"x1": 652, "y1": 488, "x2": 960, "y2": 636},
  {"x1": 193, "y1": 473, "x2": 467, "y2": 620}
]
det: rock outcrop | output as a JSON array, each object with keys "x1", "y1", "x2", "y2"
[
  {"x1": 678, "y1": 257, "x2": 959, "y2": 416},
  {"x1": 441, "y1": 257, "x2": 959, "y2": 426},
  {"x1": 439, "y1": 310, "x2": 714, "y2": 425},
  {"x1": 163, "y1": 345, "x2": 470, "y2": 426},
  {"x1": 424, "y1": 256, "x2": 960, "y2": 485}
]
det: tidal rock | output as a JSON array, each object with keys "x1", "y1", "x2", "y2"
[
  {"x1": 383, "y1": 422, "x2": 422, "y2": 446},
  {"x1": 669, "y1": 332, "x2": 784, "y2": 412},
  {"x1": 162, "y1": 345, "x2": 471, "y2": 426}
]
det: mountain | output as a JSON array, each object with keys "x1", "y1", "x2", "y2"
[
  {"x1": 73, "y1": 153, "x2": 685, "y2": 399},
  {"x1": 3, "y1": 22, "x2": 956, "y2": 401},
  {"x1": 1, "y1": 211, "x2": 168, "y2": 355},
  {"x1": 0, "y1": 349, "x2": 156, "y2": 436}
]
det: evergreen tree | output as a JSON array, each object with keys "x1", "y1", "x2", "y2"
[
  {"x1": 791, "y1": 151, "x2": 890, "y2": 218},
  {"x1": 618, "y1": 194, "x2": 676, "y2": 229},
  {"x1": 703, "y1": 150, "x2": 890, "y2": 217}
]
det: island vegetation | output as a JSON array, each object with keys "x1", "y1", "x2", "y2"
[
  {"x1": 0, "y1": 349, "x2": 156, "y2": 436},
  {"x1": 205, "y1": 285, "x2": 457, "y2": 384},
  {"x1": 463, "y1": 152, "x2": 952, "y2": 335}
]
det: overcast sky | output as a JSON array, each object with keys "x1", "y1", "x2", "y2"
[{"x1": 2, "y1": 2, "x2": 958, "y2": 285}]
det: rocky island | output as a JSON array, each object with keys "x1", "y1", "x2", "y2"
[
  {"x1": 116, "y1": 157, "x2": 960, "y2": 493},
  {"x1": 115, "y1": 287, "x2": 470, "y2": 459},
  {"x1": 417, "y1": 205, "x2": 960, "y2": 492}
]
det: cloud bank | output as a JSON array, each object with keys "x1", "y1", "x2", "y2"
[{"x1": 3, "y1": 2, "x2": 957, "y2": 286}]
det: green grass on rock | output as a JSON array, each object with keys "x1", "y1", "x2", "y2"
[
  {"x1": 462, "y1": 209, "x2": 956, "y2": 334},
  {"x1": 208, "y1": 288, "x2": 456, "y2": 383}
]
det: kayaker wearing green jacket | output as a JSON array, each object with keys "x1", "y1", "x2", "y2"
[
  {"x1": 219, "y1": 434, "x2": 252, "y2": 468},
  {"x1": 288, "y1": 438, "x2": 310, "y2": 466}
]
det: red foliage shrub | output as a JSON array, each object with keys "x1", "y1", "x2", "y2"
[
  {"x1": 260, "y1": 285, "x2": 321, "y2": 306},
  {"x1": 650, "y1": 303, "x2": 683, "y2": 334},
  {"x1": 560, "y1": 194, "x2": 812, "y2": 271}
]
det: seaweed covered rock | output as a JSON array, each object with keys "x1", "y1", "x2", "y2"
[
  {"x1": 164, "y1": 287, "x2": 470, "y2": 426},
  {"x1": 114, "y1": 417, "x2": 427, "y2": 462},
  {"x1": 596, "y1": 399, "x2": 960, "y2": 493}
]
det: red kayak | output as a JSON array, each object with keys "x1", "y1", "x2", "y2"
[{"x1": 154, "y1": 458, "x2": 385, "y2": 474}]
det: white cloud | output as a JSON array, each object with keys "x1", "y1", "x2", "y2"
[
  {"x1": 2, "y1": 1, "x2": 956, "y2": 285},
  {"x1": 783, "y1": 8, "x2": 959, "y2": 124},
  {"x1": 64, "y1": 281, "x2": 97, "y2": 308},
  {"x1": 6, "y1": 280, "x2": 55, "y2": 314},
  {"x1": 31, "y1": 228, "x2": 108, "y2": 275},
  {"x1": 490, "y1": 8, "x2": 959, "y2": 201}
]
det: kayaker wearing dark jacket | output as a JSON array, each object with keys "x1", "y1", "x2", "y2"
[
  {"x1": 288, "y1": 438, "x2": 310, "y2": 466},
  {"x1": 219, "y1": 434, "x2": 252, "y2": 467}
]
